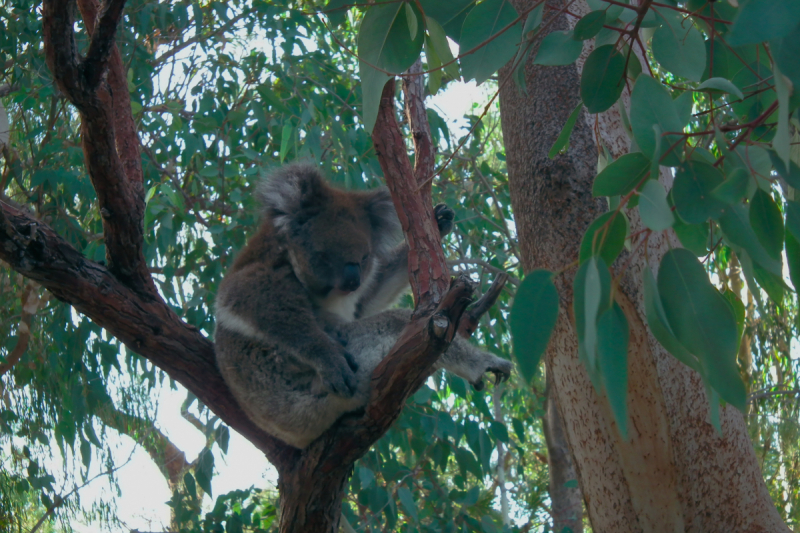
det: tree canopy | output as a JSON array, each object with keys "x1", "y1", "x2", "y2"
[{"x1": 1, "y1": 0, "x2": 799, "y2": 531}]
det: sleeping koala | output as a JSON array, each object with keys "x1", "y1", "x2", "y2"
[{"x1": 214, "y1": 164, "x2": 512, "y2": 449}]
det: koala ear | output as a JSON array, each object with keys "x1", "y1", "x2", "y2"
[
  {"x1": 363, "y1": 187, "x2": 402, "y2": 254},
  {"x1": 257, "y1": 164, "x2": 329, "y2": 229}
]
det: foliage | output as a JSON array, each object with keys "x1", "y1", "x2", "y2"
[{"x1": 2, "y1": 0, "x2": 800, "y2": 529}]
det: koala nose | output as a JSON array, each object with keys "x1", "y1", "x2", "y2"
[{"x1": 340, "y1": 263, "x2": 361, "y2": 292}]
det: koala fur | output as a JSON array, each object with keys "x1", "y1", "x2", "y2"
[{"x1": 214, "y1": 164, "x2": 512, "y2": 449}]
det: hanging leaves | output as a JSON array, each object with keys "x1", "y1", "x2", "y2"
[{"x1": 509, "y1": 270, "x2": 560, "y2": 384}]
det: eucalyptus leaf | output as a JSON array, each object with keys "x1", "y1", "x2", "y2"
[
  {"x1": 749, "y1": 189, "x2": 784, "y2": 260},
  {"x1": 548, "y1": 102, "x2": 583, "y2": 159},
  {"x1": 510, "y1": 270, "x2": 560, "y2": 384},
  {"x1": 651, "y1": 9, "x2": 706, "y2": 82},
  {"x1": 593, "y1": 152, "x2": 651, "y2": 197},
  {"x1": 533, "y1": 30, "x2": 584, "y2": 66},
  {"x1": 719, "y1": 203, "x2": 783, "y2": 276},
  {"x1": 460, "y1": 0, "x2": 522, "y2": 84},
  {"x1": 696, "y1": 77, "x2": 744, "y2": 101},
  {"x1": 573, "y1": 10, "x2": 606, "y2": 41},
  {"x1": 630, "y1": 75, "x2": 685, "y2": 166},
  {"x1": 673, "y1": 160, "x2": 726, "y2": 224},
  {"x1": 638, "y1": 180, "x2": 674, "y2": 232},
  {"x1": 581, "y1": 45, "x2": 627, "y2": 114},
  {"x1": 597, "y1": 303, "x2": 629, "y2": 439},
  {"x1": 658, "y1": 249, "x2": 746, "y2": 411},
  {"x1": 579, "y1": 211, "x2": 628, "y2": 265},
  {"x1": 726, "y1": 0, "x2": 800, "y2": 46}
]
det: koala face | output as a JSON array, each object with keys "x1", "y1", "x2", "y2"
[{"x1": 259, "y1": 164, "x2": 401, "y2": 298}]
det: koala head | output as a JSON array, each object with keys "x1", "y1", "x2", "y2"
[{"x1": 258, "y1": 164, "x2": 401, "y2": 297}]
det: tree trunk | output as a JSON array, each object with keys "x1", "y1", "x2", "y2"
[
  {"x1": 543, "y1": 374, "x2": 583, "y2": 532},
  {"x1": 499, "y1": 1, "x2": 790, "y2": 531}
]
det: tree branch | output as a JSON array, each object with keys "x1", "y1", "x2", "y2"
[
  {"x1": 0, "y1": 200, "x2": 292, "y2": 466},
  {"x1": 402, "y1": 60, "x2": 436, "y2": 190},
  {"x1": 43, "y1": 0, "x2": 153, "y2": 296},
  {"x1": 81, "y1": 0, "x2": 128, "y2": 89},
  {"x1": 371, "y1": 79, "x2": 449, "y2": 312}
]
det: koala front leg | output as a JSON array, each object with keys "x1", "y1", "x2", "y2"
[
  {"x1": 437, "y1": 338, "x2": 513, "y2": 391},
  {"x1": 355, "y1": 204, "x2": 455, "y2": 319},
  {"x1": 216, "y1": 270, "x2": 359, "y2": 397}
]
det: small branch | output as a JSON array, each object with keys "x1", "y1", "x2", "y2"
[
  {"x1": 748, "y1": 388, "x2": 800, "y2": 403},
  {"x1": 370, "y1": 79, "x2": 449, "y2": 311},
  {"x1": 402, "y1": 60, "x2": 435, "y2": 191},
  {"x1": 458, "y1": 273, "x2": 509, "y2": 338},
  {"x1": 81, "y1": 0, "x2": 128, "y2": 89},
  {"x1": 0, "y1": 281, "x2": 46, "y2": 377}
]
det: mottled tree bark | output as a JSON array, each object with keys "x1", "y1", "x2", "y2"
[{"x1": 499, "y1": 1, "x2": 789, "y2": 532}]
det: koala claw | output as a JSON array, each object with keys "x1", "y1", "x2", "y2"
[
  {"x1": 434, "y1": 204, "x2": 455, "y2": 237},
  {"x1": 490, "y1": 359, "x2": 513, "y2": 385}
]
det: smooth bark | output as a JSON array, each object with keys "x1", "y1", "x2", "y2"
[{"x1": 499, "y1": 1, "x2": 790, "y2": 531}]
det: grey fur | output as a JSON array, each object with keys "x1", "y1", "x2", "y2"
[{"x1": 215, "y1": 164, "x2": 512, "y2": 449}]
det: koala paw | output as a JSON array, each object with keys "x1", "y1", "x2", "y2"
[
  {"x1": 471, "y1": 357, "x2": 513, "y2": 391},
  {"x1": 322, "y1": 351, "x2": 359, "y2": 397},
  {"x1": 434, "y1": 204, "x2": 455, "y2": 237}
]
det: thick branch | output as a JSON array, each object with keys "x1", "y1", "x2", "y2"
[
  {"x1": 81, "y1": 0, "x2": 127, "y2": 89},
  {"x1": 0, "y1": 201, "x2": 291, "y2": 466},
  {"x1": 77, "y1": 0, "x2": 144, "y2": 188},
  {"x1": 371, "y1": 79, "x2": 448, "y2": 311},
  {"x1": 43, "y1": 0, "x2": 152, "y2": 296}
]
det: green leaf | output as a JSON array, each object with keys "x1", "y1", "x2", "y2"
[
  {"x1": 771, "y1": 24, "x2": 800, "y2": 90},
  {"x1": 785, "y1": 232, "x2": 800, "y2": 291},
  {"x1": 597, "y1": 303, "x2": 629, "y2": 439},
  {"x1": 426, "y1": 17, "x2": 460, "y2": 79},
  {"x1": 752, "y1": 262, "x2": 787, "y2": 305},
  {"x1": 785, "y1": 200, "x2": 800, "y2": 242},
  {"x1": 772, "y1": 63, "x2": 791, "y2": 172},
  {"x1": 397, "y1": 487, "x2": 418, "y2": 522},
  {"x1": 325, "y1": 0, "x2": 351, "y2": 28},
  {"x1": 404, "y1": 3, "x2": 418, "y2": 40},
  {"x1": 592, "y1": 152, "x2": 651, "y2": 197},
  {"x1": 574, "y1": 258, "x2": 612, "y2": 386},
  {"x1": 658, "y1": 249, "x2": 746, "y2": 411},
  {"x1": 630, "y1": 75, "x2": 684, "y2": 166},
  {"x1": 580, "y1": 45, "x2": 626, "y2": 114},
  {"x1": 510, "y1": 270, "x2": 559, "y2": 384},
  {"x1": 184, "y1": 472, "x2": 197, "y2": 500},
  {"x1": 674, "y1": 90, "x2": 694, "y2": 128},
  {"x1": 533, "y1": 30, "x2": 584, "y2": 66},
  {"x1": 358, "y1": 64, "x2": 391, "y2": 133},
  {"x1": 673, "y1": 218, "x2": 709, "y2": 256},
  {"x1": 770, "y1": 151, "x2": 800, "y2": 187},
  {"x1": 749, "y1": 189, "x2": 784, "y2": 260},
  {"x1": 696, "y1": 77, "x2": 744, "y2": 101},
  {"x1": 573, "y1": 10, "x2": 606, "y2": 41},
  {"x1": 418, "y1": 0, "x2": 475, "y2": 42},
  {"x1": 726, "y1": 0, "x2": 800, "y2": 46},
  {"x1": 719, "y1": 203, "x2": 782, "y2": 276},
  {"x1": 643, "y1": 268, "x2": 701, "y2": 372},
  {"x1": 583, "y1": 258, "x2": 603, "y2": 371},
  {"x1": 279, "y1": 123, "x2": 293, "y2": 163},
  {"x1": 358, "y1": 2, "x2": 425, "y2": 74},
  {"x1": 638, "y1": 180, "x2": 674, "y2": 232},
  {"x1": 651, "y1": 9, "x2": 706, "y2": 82},
  {"x1": 460, "y1": 0, "x2": 522, "y2": 84},
  {"x1": 673, "y1": 160, "x2": 726, "y2": 224},
  {"x1": 548, "y1": 102, "x2": 583, "y2": 159},
  {"x1": 194, "y1": 448, "x2": 214, "y2": 497},
  {"x1": 579, "y1": 211, "x2": 628, "y2": 265},
  {"x1": 710, "y1": 167, "x2": 750, "y2": 205},
  {"x1": 720, "y1": 289, "x2": 745, "y2": 350}
]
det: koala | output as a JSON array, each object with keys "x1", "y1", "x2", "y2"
[{"x1": 214, "y1": 164, "x2": 512, "y2": 449}]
